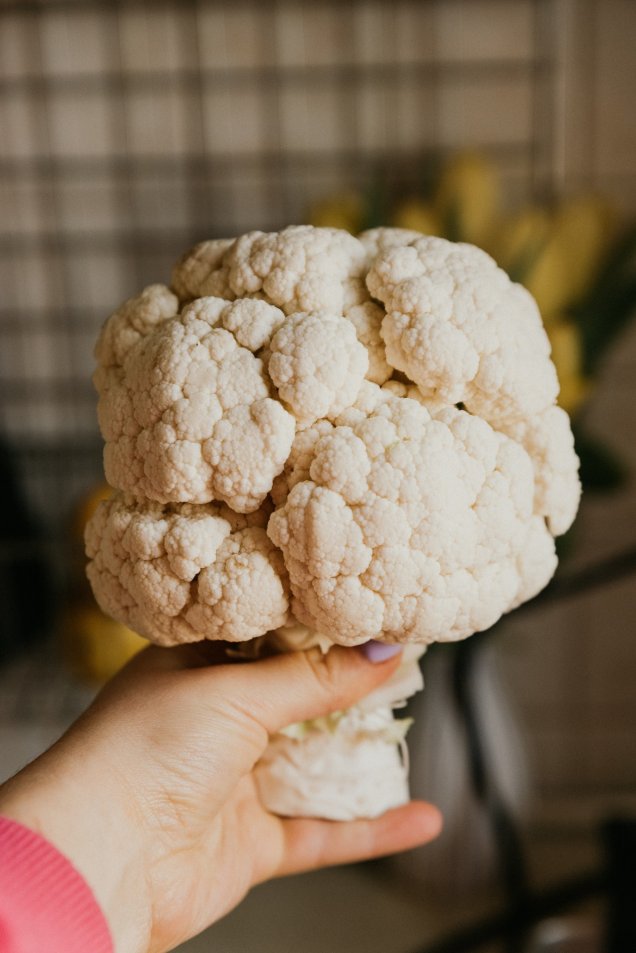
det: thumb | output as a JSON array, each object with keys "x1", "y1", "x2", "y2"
[
  {"x1": 98, "y1": 643, "x2": 406, "y2": 817},
  {"x1": 188, "y1": 643, "x2": 404, "y2": 747}
]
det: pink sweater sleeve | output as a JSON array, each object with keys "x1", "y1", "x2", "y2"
[{"x1": 0, "y1": 816, "x2": 113, "y2": 953}]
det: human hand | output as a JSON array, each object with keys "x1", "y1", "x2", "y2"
[{"x1": 0, "y1": 643, "x2": 442, "y2": 953}]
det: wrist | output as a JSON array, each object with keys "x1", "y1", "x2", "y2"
[{"x1": 0, "y1": 742, "x2": 151, "y2": 953}]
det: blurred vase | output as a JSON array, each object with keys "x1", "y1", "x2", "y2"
[{"x1": 392, "y1": 639, "x2": 530, "y2": 897}]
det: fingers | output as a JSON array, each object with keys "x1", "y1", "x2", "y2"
[
  {"x1": 271, "y1": 801, "x2": 443, "y2": 879},
  {"x1": 192, "y1": 644, "x2": 405, "y2": 741}
]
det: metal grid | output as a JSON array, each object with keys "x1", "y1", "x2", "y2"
[
  {"x1": 0, "y1": 0, "x2": 560, "y2": 531},
  {"x1": 0, "y1": 0, "x2": 562, "y2": 737}
]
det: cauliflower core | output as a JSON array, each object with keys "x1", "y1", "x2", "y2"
[
  {"x1": 254, "y1": 706, "x2": 410, "y2": 821},
  {"x1": 87, "y1": 226, "x2": 580, "y2": 650}
]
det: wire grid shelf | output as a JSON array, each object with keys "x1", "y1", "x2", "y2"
[
  {"x1": 0, "y1": 0, "x2": 560, "y2": 671},
  {"x1": 0, "y1": 0, "x2": 559, "y2": 513}
]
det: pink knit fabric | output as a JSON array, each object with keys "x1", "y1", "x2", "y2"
[{"x1": 0, "y1": 816, "x2": 113, "y2": 953}]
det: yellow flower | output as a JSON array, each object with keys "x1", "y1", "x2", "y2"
[
  {"x1": 491, "y1": 197, "x2": 615, "y2": 320},
  {"x1": 547, "y1": 196, "x2": 616, "y2": 307}
]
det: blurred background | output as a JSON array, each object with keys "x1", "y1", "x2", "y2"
[{"x1": 0, "y1": 1, "x2": 635, "y2": 951}]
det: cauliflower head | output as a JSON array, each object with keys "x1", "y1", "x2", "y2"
[{"x1": 87, "y1": 226, "x2": 580, "y2": 648}]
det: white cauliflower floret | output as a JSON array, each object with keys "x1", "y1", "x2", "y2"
[
  {"x1": 334, "y1": 378, "x2": 394, "y2": 421},
  {"x1": 95, "y1": 294, "x2": 295, "y2": 511},
  {"x1": 338, "y1": 275, "x2": 392, "y2": 385},
  {"x1": 268, "y1": 313, "x2": 368, "y2": 426},
  {"x1": 380, "y1": 378, "x2": 446, "y2": 412},
  {"x1": 219, "y1": 298, "x2": 286, "y2": 352},
  {"x1": 95, "y1": 284, "x2": 179, "y2": 368},
  {"x1": 268, "y1": 388, "x2": 557, "y2": 647},
  {"x1": 511, "y1": 514, "x2": 562, "y2": 609},
  {"x1": 176, "y1": 226, "x2": 367, "y2": 316},
  {"x1": 271, "y1": 419, "x2": 334, "y2": 506},
  {"x1": 500, "y1": 405, "x2": 581, "y2": 536},
  {"x1": 172, "y1": 227, "x2": 388, "y2": 386},
  {"x1": 345, "y1": 299, "x2": 392, "y2": 385},
  {"x1": 336, "y1": 378, "x2": 448, "y2": 422},
  {"x1": 172, "y1": 238, "x2": 235, "y2": 301},
  {"x1": 85, "y1": 495, "x2": 289, "y2": 646},
  {"x1": 358, "y1": 226, "x2": 425, "y2": 267},
  {"x1": 163, "y1": 294, "x2": 287, "y2": 355},
  {"x1": 368, "y1": 235, "x2": 559, "y2": 428}
]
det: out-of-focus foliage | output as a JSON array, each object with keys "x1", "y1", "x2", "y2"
[
  {"x1": 391, "y1": 198, "x2": 441, "y2": 236},
  {"x1": 544, "y1": 318, "x2": 590, "y2": 416},
  {"x1": 433, "y1": 152, "x2": 499, "y2": 247},
  {"x1": 492, "y1": 198, "x2": 616, "y2": 321},
  {"x1": 310, "y1": 152, "x2": 636, "y2": 493}
]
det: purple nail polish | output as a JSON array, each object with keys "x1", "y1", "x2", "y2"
[{"x1": 360, "y1": 641, "x2": 403, "y2": 663}]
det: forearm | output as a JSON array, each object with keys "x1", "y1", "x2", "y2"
[
  {"x1": 0, "y1": 814, "x2": 113, "y2": 953},
  {"x1": 0, "y1": 736, "x2": 149, "y2": 953}
]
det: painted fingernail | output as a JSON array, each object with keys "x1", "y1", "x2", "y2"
[{"x1": 359, "y1": 641, "x2": 403, "y2": 663}]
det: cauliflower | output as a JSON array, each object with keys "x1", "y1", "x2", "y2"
[{"x1": 86, "y1": 225, "x2": 581, "y2": 821}]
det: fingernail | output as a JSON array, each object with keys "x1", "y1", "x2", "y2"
[{"x1": 359, "y1": 641, "x2": 403, "y2": 663}]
